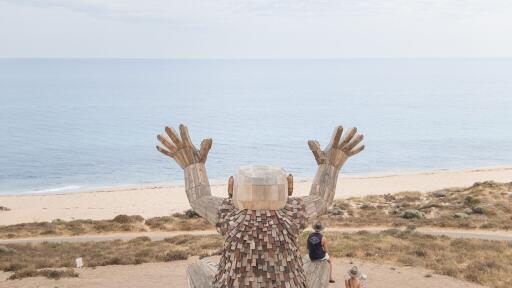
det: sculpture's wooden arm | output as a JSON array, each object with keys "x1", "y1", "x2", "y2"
[
  {"x1": 303, "y1": 164, "x2": 340, "y2": 218},
  {"x1": 184, "y1": 163, "x2": 223, "y2": 224},
  {"x1": 303, "y1": 126, "x2": 365, "y2": 219},
  {"x1": 156, "y1": 124, "x2": 223, "y2": 225}
]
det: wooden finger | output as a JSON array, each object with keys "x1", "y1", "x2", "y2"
[
  {"x1": 308, "y1": 140, "x2": 323, "y2": 164},
  {"x1": 156, "y1": 145, "x2": 173, "y2": 158},
  {"x1": 173, "y1": 151, "x2": 188, "y2": 168},
  {"x1": 328, "y1": 125, "x2": 343, "y2": 148},
  {"x1": 199, "y1": 138, "x2": 213, "y2": 162},
  {"x1": 287, "y1": 174, "x2": 293, "y2": 196},
  {"x1": 338, "y1": 127, "x2": 357, "y2": 149},
  {"x1": 228, "y1": 176, "x2": 234, "y2": 198},
  {"x1": 348, "y1": 144, "x2": 365, "y2": 156},
  {"x1": 157, "y1": 134, "x2": 178, "y2": 154},
  {"x1": 165, "y1": 126, "x2": 182, "y2": 148},
  {"x1": 179, "y1": 124, "x2": 195, "y2": 148},
  {"x1": 344, "y1": 134, "x2": 364, "y2": 151}
]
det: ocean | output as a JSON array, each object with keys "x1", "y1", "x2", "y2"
[{"x1": 0, "y1": 59, "x2": 511, "y2": 194}]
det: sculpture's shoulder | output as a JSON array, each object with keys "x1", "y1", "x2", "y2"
[
  {"x1": 285, "y1": 197, "x2": 306, "y2": 212},
  {"x1": 216, "y1": 198, "x2": 237, "y2": 236},
  {"x1": 283, "y1": 197, "x2": 308, "y2": 230},
  {"x1": 219, "y1": 198, "x2": 235, "y2": 212}
]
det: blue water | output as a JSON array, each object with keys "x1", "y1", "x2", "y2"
[{"x1": 1, "y1": 59, "x2": 511, "y2": 194}]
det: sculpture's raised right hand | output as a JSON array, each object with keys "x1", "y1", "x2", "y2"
[
  {"x1": 308, "y1": 125, "x2": 364, "y2": 170},
  {"x1": 156, "y1": 124, "x2": 212, "y2": 169}
]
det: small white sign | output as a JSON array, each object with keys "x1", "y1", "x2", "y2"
[{"x1": 76, "y1": 257, "x2": 83, "y2": 268}]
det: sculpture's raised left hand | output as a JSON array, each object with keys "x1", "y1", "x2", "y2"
[{"x1": 307, "y1": 126, "x2": 364, "y2": 169}]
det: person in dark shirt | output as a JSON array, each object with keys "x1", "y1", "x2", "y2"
[{"x1": 307, "y1": 222, "x2": 335, "y2": 283}]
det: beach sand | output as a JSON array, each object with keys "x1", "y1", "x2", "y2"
[
  {"x1": 1, "y1": 166, "x2": 511, "y2": 226},
  {"x1": 0, "y1": 256, "x2": 485, "y2": 288}
]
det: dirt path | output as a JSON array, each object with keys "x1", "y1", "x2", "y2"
[
  {"x1": 1, "y1": 227, "x2": 511, "y2": 244},
  {"x1": 0, "y1": 230, "x2": 219, "y2": 244},
  {"x1": 0, "y1": 256, "x2": 486, "y2": 288}
]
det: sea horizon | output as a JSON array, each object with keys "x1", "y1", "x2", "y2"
[{"x1": 2, "y1": 57, "x2": 512, "y2": 60}]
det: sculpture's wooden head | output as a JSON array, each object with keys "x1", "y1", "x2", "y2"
[{"x1": 227, "y1": 165, "x2": 293, "y2": 210}]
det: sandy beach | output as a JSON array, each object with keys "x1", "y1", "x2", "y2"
[{"x1": 1, "y1": 166, "x2": 511, "y2": 226}]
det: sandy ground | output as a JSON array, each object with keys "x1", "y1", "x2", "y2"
[
  {"x1": 1, "y1": 166, "x2": 511, "y2": 225},
  {"x1": 0, "y1": 256, "x2": 486, "y2": 288}
]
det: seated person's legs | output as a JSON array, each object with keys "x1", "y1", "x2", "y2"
[
  {"x1": 186, "y1": 257, "x2": 217, "y2": 288},
  {"x1": 303, "y1": 256, "x2": 331, "y2": 288}
]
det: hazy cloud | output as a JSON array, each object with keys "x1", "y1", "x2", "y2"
[
  {"x1": 0, "y1": 0, "x2": 511, "y2": 58},
  {"x1": 5, "y1": 0, "x2": 511, "y2": 20},
  {"x1": 0, "y1": 0, "x2": 227, "y2": 22}
]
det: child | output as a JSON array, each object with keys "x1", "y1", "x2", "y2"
[{"x1": 345, "y1": 266, "x2": 363, "y2": 288}]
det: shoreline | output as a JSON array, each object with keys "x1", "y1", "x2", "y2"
[
  {"x1": 1, "y1": 165, "x2": 511, "y2": 225},
  {"x1": 2, "y1": 165, "x2": 512, "y2": 198}
]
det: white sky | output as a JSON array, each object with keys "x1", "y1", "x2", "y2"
[{"x1": 1, "y1": 0, "x2": 512, "y2": 58}]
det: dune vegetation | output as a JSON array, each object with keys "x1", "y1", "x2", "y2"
[
  {"x1": 0, "y1": 234, "x2": 223, "y2": 280},
  {"x1": 303, "y1": 230, "x2": 512, "y2": 288},
  {"x1": 1, "y1": 231, "x2": 511, "y2": 287},
  {"x1": 321, "y1": 181, "x2": 512, "y2": 230},
  {"x1": 0, "y1": 210, "x2": 214, "y2": 239}
]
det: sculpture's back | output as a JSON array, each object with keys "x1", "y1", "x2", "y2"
[{"x1": 214, "y1": 166, "x2": 307, "y2": 287}]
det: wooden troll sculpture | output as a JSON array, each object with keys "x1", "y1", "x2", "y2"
[{"x1": 156, "y1": 124, "x2": 364, "y2": 288}]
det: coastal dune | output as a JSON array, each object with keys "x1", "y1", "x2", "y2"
[{"x1": 1, "y1": 166, "x2": 511, "y2": 226}]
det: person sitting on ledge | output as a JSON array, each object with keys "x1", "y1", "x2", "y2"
[{"x1": 307, "y1": 222, "x2": 335, "y2": 283}]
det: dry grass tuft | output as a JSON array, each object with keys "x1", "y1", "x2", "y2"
[
  {"x1": 163, "y1": 250, "x2": 188, "y2": 261},
  {"x1": 112, "y1": 215, "x2": 144, "y2": 224},
  {"x1": 8, "y1": 268, "x2": 79, "y2": 280},
  {"x1": 145, "y1": 215, "x2": 211, "y2": 232}
]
